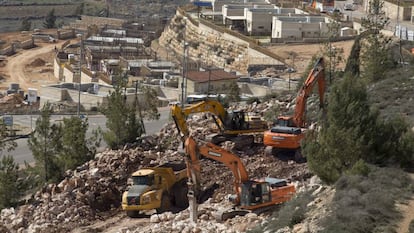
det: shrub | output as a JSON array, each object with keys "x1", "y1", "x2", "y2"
[
  {"x1": 409, "y1": 220, "x2": 414, "y2": 233},
  {"x1": 320, "y1": 167, "x2": 413, "y2": 233},
  {"x1": 248, "y1": 190, "x2": 315, "y2": 232}
]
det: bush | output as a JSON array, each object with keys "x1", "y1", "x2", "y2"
[
  {"x1": 248, "y1": 190, "x2": 315, "y2": 232},
  {"x1": 409, "y1": 220, "x2": 414, "y2": 233},
  {"x1": 320, "y1": 166, "x2": 413, "y2": 233}
]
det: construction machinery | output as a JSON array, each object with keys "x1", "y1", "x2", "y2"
[
  {"x1": 170, "y1": 99, "x2": 268, "y2": 146},
  {"x1": 121, "y1": 162, "x2": 188, "y2": 217},
  {"x1": 263, "y1": 57, "x2": 326, "y2": 161},
  {"x1": 184, "y1": 136, "x2": 296, "y2": 221}
]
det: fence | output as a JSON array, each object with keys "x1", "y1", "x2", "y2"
[{"x1": 396, "y1": 25, "x2": 414, "y2": 41}]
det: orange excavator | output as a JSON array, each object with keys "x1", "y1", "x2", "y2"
[
  {"x1": 263, "y1": 57, "x2": 326, "y2": 161},
  {"x1": 184, "y1": 136, "x2": 296, "y2": 220}
]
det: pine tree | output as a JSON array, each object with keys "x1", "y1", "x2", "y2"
[
  {"x1": 140, "y1": 85, "x2": 160, "y2": 121},
  {"x1": 227, "y1": 81, "x2": 241, "y2": 103},
  {"x1": 303, "y1": 74, "x2": 414, "y2": 183},
  {"x1": 0, "y1": 118, "x2": 16, "y2": 157},
  {"x1": 0, "y1": 155, "x2": 20, "y2": 209},
  {"x1": 102, "y1": 74, "x2": 144, "y2": 149},
  {"x1": 0, "y1": 118, "x2": 19, "y2": 209},
  {"x1": 59, "y1": 117, "x2": 100, "y2": 171},
  {"x1": 360, "y1": 0, "x2": 394, "y2": 82},
  {"x1": 28, "y1": 103, "x2": 62, "y2": 183},
  {"x1": 303, "y1": 75, "x2": 372, "y2": 183},
  {"x1": 43, "y1": 9, "x2": 57, "y2": 29}
]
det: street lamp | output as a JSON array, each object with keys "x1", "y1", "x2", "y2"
[
  {"x1": 77, "y1": 34, "x2": 83, "y2": 116},
  {"x1": 181, "y1": 17, "x2": 188, "y2": 107}
]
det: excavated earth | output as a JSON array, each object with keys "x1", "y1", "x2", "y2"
[{"x1": 0, "y1": 101, "x2": 321, "y2": 233}]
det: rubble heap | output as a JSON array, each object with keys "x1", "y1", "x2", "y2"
[{"x1": 0, "y1": 102, "x2": 314, "y2": 233}]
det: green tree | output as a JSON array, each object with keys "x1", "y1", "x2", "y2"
[
  {"x1": 28, "y1": 103, "x2": 62, "y2": 183},
  {"x1": 322, "y1": 19, "x2": 344, "y2": 84},
  {"x1": 140, "y1": 86, "x2": 160, "y2": 121},
  {"x1": 43, "y1": 8, "x2": 57, "y2": 29},
  {"x1": 0, "y1": 118, "x2": 19, "y2": 209},
  {"x1": 0, "y1": 118, "x2": 17, "y2": 157},
  {"x1": 20, "y1": 17, "x2": 32, "y2": 31},
  {"x1": 227, "y1": 81, "x2": 241, "y2": 103},
  {"x1": 303, "y1": 74, "x2": 414, "y2": 183},
  {"x1": 59, "y1": 117, "x2": 101, "y2": 172},
  {"x1": 360, "y1": 0, "x2": 394, "y2": 82},
  {"x1": 0, "y1": 155, "x2": 19, "y2": 209},
  {"x1": 102, "y1": 76, "x2": 144, "y2": 149},
  {"x1": 303, "y1": 75, "x2": 378, "y2": 183}
]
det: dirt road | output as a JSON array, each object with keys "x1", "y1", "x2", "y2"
[{"x1": 0, "y1": 41, "x2": 64, "y2": 94}]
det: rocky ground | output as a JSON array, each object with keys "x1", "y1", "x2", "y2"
[{"x1": 0, "y1": 101, "x2": 327, "y2": 233}]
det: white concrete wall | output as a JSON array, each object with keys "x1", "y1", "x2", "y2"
[
  {"x1": 222, "y1": 5, "x2": 246, "y2": 24},
  {"x1": 54, "y1": 58, "x2": 62, "y2": 81},
  {"x1": 248, "y1": 47, "x2": 284, "y2": 65},
  {"x1": 62, "y1": 66, "x2": 74, "y2": 83},
  {"x1": 246, "y1": 10, "x2": 274, "y2": 35},
  {"x1": 272, "y1": 16, "x2": 328, "y2": 39}
]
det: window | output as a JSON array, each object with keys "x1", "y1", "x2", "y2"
[{"x1": 132, "y1": 175, "x2": 154, "y2": 186}]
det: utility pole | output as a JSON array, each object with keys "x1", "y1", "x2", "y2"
[
  {"x1": 181, "y1": 24, "x2": 186, "y2": 108},
  {"x1": 180, "y1": 16, "x2": 189, "y2": 107},
  {"x1": 77, "y1": 35, "x2": 83, "y2": 117},
  {"x1": 134, "y1": 80, "x2": 146, "y2": 135},
  {"x1": 397, "y1": 0, "x2": 404, "y2": 64}
]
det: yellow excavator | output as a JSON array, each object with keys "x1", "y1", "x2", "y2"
[{"x1": 170, "y1": 99, "x2": 268, "y2": 147}]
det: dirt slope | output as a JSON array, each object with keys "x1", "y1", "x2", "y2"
[
  {"x1": 0, "y1": 39, "x2": 64, "y2": 93},
  {"x1": 396, "y1": 174, "x2": 414, "y2": 233}
]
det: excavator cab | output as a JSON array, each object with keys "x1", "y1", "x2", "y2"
[
  {"x1": 240, "y1": 181, "x2": 271, "y2": 207},
  {"x1": 226, "y1": 110, "x2": 248, "y2": 130},
  {"x1": 274, "y1": 116, "x2": 295, "y2": 127}
]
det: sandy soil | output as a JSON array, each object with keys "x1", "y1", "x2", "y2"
[
  {"x1": 0, "y1": 31, "x2": 65, "y2": 94},
  {"x1": 267, "y1": 40, "x2": 355, "y2": 78}
]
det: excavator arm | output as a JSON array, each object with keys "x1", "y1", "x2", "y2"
[
  {"x1": 171, "y1": 100, "x2": 227, "y2": 140},
  {"x1": 184, "y1": 136, "x2": 249, "y2": 205},
  {"x1": 293, "y1": 57, "x2": 326, "y2": 127}
]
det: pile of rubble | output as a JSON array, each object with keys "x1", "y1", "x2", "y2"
[
  {"x1": 0, "y1": 130, "x2": 184, "y2": 232},
  {"x1": 0, "y1": 102, "x2": 314, "y2": 233}
]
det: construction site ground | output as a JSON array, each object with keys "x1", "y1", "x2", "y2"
[
  {"x1": 1, "y1": 30, "x2": 414, "y2": 233},
  {"x1": 0, "y1": 30, "x2": 63, "y2": 94}
]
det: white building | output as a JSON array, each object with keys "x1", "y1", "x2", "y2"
[
  {"x1": 245, "y1": 7, "x2": 307, "y2": 35},
  {"x1": 271, "y1": 16, "x2": 330, "y2": 40}
]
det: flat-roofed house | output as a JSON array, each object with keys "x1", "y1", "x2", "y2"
[
  {"x1": 182, "y1": 69, "x2": 238, "y2": 96},
  {"x1": 271, "y1": 16, "x2": 330, "y2": 41}
]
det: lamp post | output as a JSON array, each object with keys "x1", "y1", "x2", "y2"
[
  {"x1": 77, "y1": 34, "x2": 83, "y2": 117},
  {"x1": 181, "y1": 17, "x2": 188, "y2": 107},
  {"x1": 133, "y1": 80, "x2": 146, "y2": 135}
]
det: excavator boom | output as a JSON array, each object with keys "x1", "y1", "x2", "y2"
[
  {"x1": 171, "y1": 99, "x2": 226, "y2": 140},
  {"x1": 264, "y1": 57, "x2": 325, "y2": 160},
  {"x1": 184, "y1": 137, "x2": 248, "y2": 203},
  {"x1": 293, "y1": 57, "x2": 325, "y2": 128},
  {"x1": 184, "y1": 136, "x2": 295, "y2": 214},
  {"x1": 171, "y1": 99, "x2": 267, "y2": 147}
]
